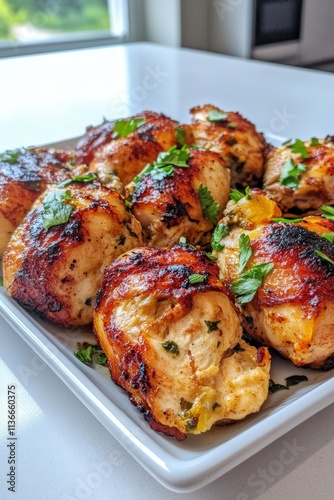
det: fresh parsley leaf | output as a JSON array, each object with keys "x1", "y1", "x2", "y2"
[
  {"x1": 178, "y1": 237, "x2": 196, "y2": 250},
  {"x1": 285, "y1": 375, "x2": 308, "y2": 387},
  {"x1": 230, "y1": 188, "x2": 244, "y2": 202},
  {"x1": 188, "y1": 273, "x2": 206, "y2": 284},
  {"x1": 41, "y1": 190, "x2": 74, "y2": 231},
  {"x1": 310, "y1": 137, "x2": 320, "y2": 146},
  {"x1": 281, "y1": 138, "x2": 292, "y2": 146},
  {"x1": 0, "y1": 147, "x2": 27, "y2": 164},
  {"x1": 75, "y1": 344, "x2": 95, "y2": 363},
  {"x1": 134, "y1": 145, "x2": 190, "y2": 184},
  {"x1": 238, "y1": 233, "x2": 253, "y2": 273},
  {"x1": 269, "y1": 375, "x2": 308, "y2": 393},
  {"x1": 204, "y1": 320, "x2": 220, "y2": 333},
  {"x1": 112, "y1": 117, "x2": 146, "y2": 139},
  {"x1": 232, "y1": 343, "x2": 246, "y2": 353},
  {"x1": 322, "y1": 232, "x2": 334, "y2": 243},
  {"x1": 176, "y1": 126, "x2": 187, "y2": 146},
  {"x1": 269, "y1": 379, "x2": 289, "y2": 393},
  {"x1": 321, "y1": 205, "x2": 334, "y2": 220},
  {"x1": 211, "y1": 223, "x2": 229, "y2": 251},
  {"x1": 272, "y1": 217, "x2": 303, "y2": 223},
  {"x1": 205, "y1": 252, "x2": 218, "y2": 261},
  {"x1": 157, "y1": 145, "x2": 190, "y2": 168},
  {"x1": 314, "y1": 249, "x2": 334, "y2": 266},
  {"x1": 0, "y1": 276, "x2": 3, "y2": 287},
  {"x1": 230, "y1": 186, "x2": 251, "y2": 202},
  {"x1": 230, "y1": 262, "x2": 274, "y2": 304},
  {"x1": 162, "y1": 340, "x2": 179, "y2": 355},
  {"x1": 57, "y1": 172, "x2": 95, "y2": 188},
  {"x1": 279, "y1": 158, "x2": 307, "y2": 190},
  {"x1": 74, "y1": 343, "x2": 108, "y2": 366},
  {"x1": 207, "y1": 110, "x2": 228, "y2": 122},
  {"x1": 288, "y1": 138, "x2": 310, "y2": 159},
  {"x1": 198, "y1": 183, "x2": 220, "y2": 226},
  {"x1": 95, "y1": 353, "x2": 108, "y2": 366}
]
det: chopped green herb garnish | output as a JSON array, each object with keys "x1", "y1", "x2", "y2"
[
  {"x1": 238, "y1": 233, "x2": 253, "y2": 274},
  {"x1": 198, "y1": 183, "x2": 220, "y2": 225},
  {"x1": 315, "y1": 249, "x2": 334, "y2": 266},
  {"x1": 286, "y1": 138, "x2": 310, "y2": 159},
  {"x1": 272, "y1": 217, "x2": 303, "y2": 223},
  {"x1": 188, "y1": 273, "x2": 206, "y2": 284},
  {"x1": 232, "y1": 343, "x2": 246, "y2": 353},
  {"x1": 41, "y1": 190, "x2": 74, "y2": 230},
  {"x1": 279, "y1": 158, "x2": 307, "y2": 190},
  {"x1": 74, "y1": 343, "x2": 108, "y2": 366},
  {"x1": 230, "y1": 262, "x2": 274, "y2": 304},
  {"x1": 230, "y1": 186, "x2": 251, "y2": 202},
  {"x1": 269, "y1": 379, "x2": 289, "y2": 393},
  {"x1": 322, "y1": 232, "x2": 334, "y2": 243},
  {"x1": 310, "y1": 137, "x2": 320, "y2": 146},
  {"x1": 157, "y1": 145, "x2": 191, "y2": 168},
  {"x1": 178, "y1": 236, "x2": 196, "y2": 250},
  {"x1": 162, "y1": 340, "x2": 179, "y2": 355},
  {"x1": 186, "y1": 416, "x2": 199, "y2": 430},
  {"x1": 207, "y1": 110, "x2": 228, "y2": 122},
  {"x1": 176, "y1": 126, "x2": 187, "y2": 146},
  {"x1": 180, "y1": 398, "x2": 193, "y2": 411},
  {"x1": 0, "y1": 147, "x2": 27, "y2": 164},
  {"x1": 125, "y1": 199, "x2": 131, "y2": 208},
  {"x1": 57, "y1": 172, "x2": 95, "y2": 188},
  {"x1": 134, "y1": 145, "x2": 191, "y2": 184},
  {"x1": 204, "y1": 320, "x2": 220, "y2": 333},
  {"x1": 227, "y1": 122, "x2": 237, "y2": 129},
  {"x1": 269, "y1": 375, "x2": 308, "y2": 393},
  {"x1": 321, "y1": 205, "x2": 334, "y2": 220},
  {"x1": 95, "y1": 353, "x2": 108, "y2": 366},
  {"x1": 211, "y1": 223, "x2": 229, "y2": 251},
  {"x1": 205, "y1": 252, "x2": 218, "y2": 261},
  {"x1": 112, "y1": 117, "x2": 145, "y2": 139},
  {"x1": 285, "y1": 375, "x2": 308, "y2": 387},
  {"x1": 75, "y1": 344, "x2": 95, "y2": 364},
  {"x1": 0, "y1": 276, "x2": 3, "y2": 287}
]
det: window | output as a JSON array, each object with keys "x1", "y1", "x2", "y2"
[{"x1": 0, "y1": 0, "x2": 128, "y2": 57}]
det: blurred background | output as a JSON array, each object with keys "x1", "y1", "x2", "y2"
[{"x1": 0, "y1": 0, "x2": 333, "y2": 72}]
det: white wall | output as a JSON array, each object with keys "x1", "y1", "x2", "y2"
[{"x1": 143, "y1": 0, "x2": 181, "y2": 47}]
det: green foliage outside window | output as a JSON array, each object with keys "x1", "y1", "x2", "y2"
[{"x1": 0, "y1": 0, "x2": 110, "y2": 41}]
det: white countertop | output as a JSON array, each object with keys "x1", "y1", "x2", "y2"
[{"x1": 1, "y1": 42, "x2": 334, "y2": 500}]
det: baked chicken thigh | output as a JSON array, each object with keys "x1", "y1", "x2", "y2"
[
  {"x1": 130, "y1": 146, "x2": 230, "y2": 247},
  {"x1": 263, "y1": 136, "x2": 334, "y2": 214},
  {"x1": 75, "y1": 111, "x2": 194, "y2": 186},
  {"x1": 190, "y1": 104, "x2": 267, "y2": 189},
  {"x1": 0, "y1": 147, "x2": 72, "y2": 256},
  {"x1": 94, "y1": 244, "x2": 271, "y2": 440},
  {"x1": 214, "y1": 188, "x2": 334, "y2": 369},
  {"x1": 3, "y1": 181, "x2": 142, "y2": 327}
]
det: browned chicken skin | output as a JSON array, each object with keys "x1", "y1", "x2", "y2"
[
  {"x1": 130, "y1": 147, "x2": 230, "y2": 247},
  {"x1": 94, "y1": 244, "x2": 271, "y2": 440},
  {"x1": 0, "y1": 148, "x2": 73, "y2": 256},
  {"x1": 263, "y1": 136, "x2": 334, "y2": 213},
  {"x1": 215, "y1": 189, "x2": 334, "y2": 369},
  {"x1": 190, "y1": 104, "x2": 267, "y2": 189},
  {"x1": 75, "y1": 111, "x2": 194, "y2": 185},
  {"x1": 3, "y1": 181, "x2": 142, "y2": 327}
]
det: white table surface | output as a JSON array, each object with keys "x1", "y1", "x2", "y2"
[{"x1": 1, "y1": 42, "x2": 334, "y2": 500}]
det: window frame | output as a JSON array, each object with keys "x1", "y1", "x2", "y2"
[{"x1": 0, "y1": 0, "x2": 131, "y2": 58}]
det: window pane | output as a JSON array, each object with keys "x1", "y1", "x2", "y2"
[{"x1": 0, "y1": 0, "x2": 126, "y2": 46}]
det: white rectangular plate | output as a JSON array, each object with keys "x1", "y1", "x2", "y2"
[{"x1": 1, "y1": 134, "x2": 334, "y2": 493}]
